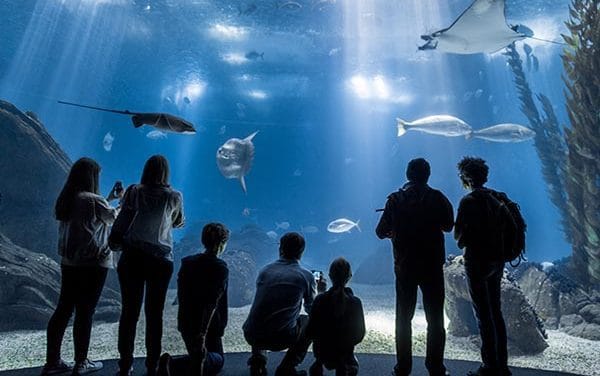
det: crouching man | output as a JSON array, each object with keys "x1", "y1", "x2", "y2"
[
  {"x1": 158, "y1": 223, "x2": 230, "y2": 376},
  {"x1": 243, "y1": 232, "x2": 326, "y2": 376}
]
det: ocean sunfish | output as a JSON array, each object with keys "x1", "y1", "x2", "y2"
[
  {"x1": 419, "y1": 0, "x2": 528, "y2": 54},
  {"x1": 216, "y1": 131, "x2": 258, "y2": 193},
  {"x1": 396, "y1": 115, "x2": 472, "y2": 137},
  {"x1": 469, "y1": 124, "x2": 536, "y2": 142},
  {"x1": 327, "y1": 218, "x2": 361, "y2": 234},
  {"x1": 58, "y1": 100, "x2": 196, "y2": 134}
]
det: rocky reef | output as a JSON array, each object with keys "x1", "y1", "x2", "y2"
[
  {"x1": 444, "y1": 256, "x2": 548, "y2": 354},
  {"x1": 0, "y1": 231, "x2": 121, "y2": 331},
  {"x1": 0, "y1": 100, "x2": 71, "y2": 260},
  {"x1": 353, "y1": 246, "x2": 395, "y2": 285}
]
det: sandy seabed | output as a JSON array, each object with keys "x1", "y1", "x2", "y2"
[{"x1": 0, "y1": 284, "x2": 598, "y2": 375}]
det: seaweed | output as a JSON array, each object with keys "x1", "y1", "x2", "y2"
[{"x1": 561, "y1": 0, "x2": 600, "y2": 284}]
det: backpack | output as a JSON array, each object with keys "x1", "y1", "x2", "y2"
[{"x1": 488, "y1": 190, "x2": 527, "y2": 267}]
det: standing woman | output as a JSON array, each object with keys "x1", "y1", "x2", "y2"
[
  {"x1": 42, "y1": 158, "x2": 122, "y2": 375},
  {"x1": 113, "y1": 155, "x2": 185, "y2": 376}
]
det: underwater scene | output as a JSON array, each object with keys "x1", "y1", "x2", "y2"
[{"x1": 0, "y1": 0, "x2": 599, "y2": 374}]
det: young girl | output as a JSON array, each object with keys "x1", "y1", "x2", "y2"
[{"x1": 306, "y1": 257, "x2": 366, "y2": 376}]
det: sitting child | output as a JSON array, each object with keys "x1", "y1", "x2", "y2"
[{"x1": 306, "y1": 257, "x2": 366, "y2": 376}]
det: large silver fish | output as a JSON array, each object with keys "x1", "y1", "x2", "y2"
[
  {"x1": 58, "y1": 100, "x2": 196, "y2": 134},
  {"x1": 216, "y1": 131, "x2": 258, "y2": 193},
  {"x1": 469, "y1": 123, "x2": 535, "y2": 142},
  {"x1": 396, "y1": 115, "x2": 472, "y2": 137},
  {"x1": 327, "y1": 218, "x2": 361, "y2": 233}
]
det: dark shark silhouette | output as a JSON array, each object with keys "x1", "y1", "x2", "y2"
[{"x1": 58, "y1": 100, "x2": 196, "y2": 135}]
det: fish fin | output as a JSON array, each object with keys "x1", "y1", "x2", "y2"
[
  {"x1": 466, "y1": 132, "x2": 473, "y2": 141},
  {"x1": 240, "y1": 176, "x2": 247, "y2": 194},
  {"x1": 396, "y1": 118, "x2": 408, "y2": 137},
  {"x1": 245, "y1": 131, "x2": 259, "y2": 141},
  {"x1": 132, "y1": 116, "x2": 144, "y2": 128},
  {"x1": 355, "y1": 220, "x2": 361, "y2": 232}
]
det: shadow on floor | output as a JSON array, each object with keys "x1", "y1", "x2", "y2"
[{"x1": 0, "y1": 353, "x2": 582, "y2": 376}]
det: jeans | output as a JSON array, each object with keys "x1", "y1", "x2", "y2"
[
  {"x1": 46, "y1": 265, "x2": 108, "y2": 364},
  {"x1": 465, "y1": 261, "x2": 508, "y2": 371},
  {"x1": 117, "y1": 249, "x2": 174, "y2": 371},
  {"x1": 246, "y1": 315, "x2": 311, "y2": 370},
  {"x1": 394, "y1": 265, "x2": 446, "y2": 376},
  {"x1": 168, "y1": 333, "x2": 225, "y2": 375}
]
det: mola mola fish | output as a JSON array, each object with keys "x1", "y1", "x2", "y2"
[
  {"x1": 418, "y1": 0, "x2": 528, "y2": 54},
  {"x1": 468, "y1": 123, "x2": 536, "y2": 142},
  {"x1": 396, "y1": 115, "x2": 472, "y2": 137},
  {"x1": 58, "y1": 100, "x2": 196, "y2": 134},
  {"x1": 216, "y1": 131, "x2": 258, "y2": 193}
]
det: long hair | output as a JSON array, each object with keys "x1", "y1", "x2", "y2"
[
  {"x1": 141, "y1": 155, "x2": 170, "y2": 187},
  {"x1": 55, "y1": 157, "x2": 101, "y2": 221},
  {"x1": 329, "y1": 257, "x2": 352, "y2": 318}
]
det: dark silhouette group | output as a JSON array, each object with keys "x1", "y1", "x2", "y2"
[{"x1": 42, "y1": 154, "x2": 520, "y2": 376}]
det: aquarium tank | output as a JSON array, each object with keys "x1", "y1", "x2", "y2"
[{"x1": 0, "y1": 0, "x2": 599, "y2": 374}]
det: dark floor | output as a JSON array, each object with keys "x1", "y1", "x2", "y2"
[{"x1": 1, "y1": 353, "x2": 581, "y2": 376}]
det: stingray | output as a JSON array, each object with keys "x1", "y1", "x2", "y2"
[
  {"x1": 58, "y1": 100, "x2": 196, "y2": 134},
  {"x1": 216, "y1": 131, "x2": 258, "y2": 194},
  {"x1": 419, "y1": 0, "x2": 528, "y2": 54}
]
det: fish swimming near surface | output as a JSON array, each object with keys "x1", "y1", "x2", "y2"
[
  {"x1": 418, "y1": 0, "x2": 529, "y2": 54},
  {"x1": 468, "y1": 123, "x2": 536, "y2": 142},
  {"x1": 276, "y1": 221, "x2": 290, "y2": 230},
  {"x1": 396, "y1": 115, "x2": 472, "y2": 137},
  {"x1": 327, "y1": 218, "x2": 361, "y2": 234},
  {"x1": 58, "y1": 100, "x2": 196, "y2": 135},
  {"x1": 103, "y1": 132, "x2": 114, "y2": 151},
  {"x1": 146, "y1": 130, "x2": 168, "y2": 140},
  {"x1": 216, "y1": 131, "x2": 258, "y2": 194},
  {"x1": 245, "y1": 51, "x2": 264, "y2": 60}
]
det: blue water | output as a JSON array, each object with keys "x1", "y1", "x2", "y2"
[{"x1": 0, "y1": 0, "x2": 573, "y2": 267}]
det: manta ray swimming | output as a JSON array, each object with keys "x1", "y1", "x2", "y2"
[
  {"x1": 419, "y1": 0, "x2": 536, "y2": 54},
  {"x1": 58, "y1": 100, "x2": 197, "y2": 134}
]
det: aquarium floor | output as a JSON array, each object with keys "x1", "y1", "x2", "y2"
[{"x1": 0, "y1": 353, "x2": 581, "y2": 376}]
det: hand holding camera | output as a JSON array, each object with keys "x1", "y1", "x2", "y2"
[
  {"x1": 107, "y1": 181, "x2": 124, "y2": 201},
  {"x1": 312, "y1": 270, "x2": 328, "y2": 294}
]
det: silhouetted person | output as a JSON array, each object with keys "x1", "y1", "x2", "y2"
[
  {"x1": 455, "y1": 157, "x2": 515, "y2": 376},
  {"x1": 376, "y1": 158, "x2": 454, "y2": 376},
  {"x1": 43, "y1": 158, "x2": 123, "y2": 375},
  {"x1": 111, "y1": 155, "x2": 185, "y2": 376},
  {"x1": 243, "y1": 232, "x2": 326, "y2": 376},
  {"x1": 306, "y1": 257, "x2": 365, "y2": 376},
  {"x1": 157, "y1": 223, "x2": 230, "y2": 376}
]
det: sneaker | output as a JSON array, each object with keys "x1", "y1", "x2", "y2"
[
  {"x1": 158, "y1": 353, "x2": 171, "y2": 376},
  {"x1": 41, "y1": 360, "x2": 73, "y2": 375},
  {"x1": 72, "y1": 359, "x2": 103, "y2": 375}
]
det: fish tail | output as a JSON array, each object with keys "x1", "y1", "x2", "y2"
[
  {"x1": 245, "y1": 131, "x2": 259, "y2": 141},
  {"x1": 396, "y1": 118, "x2": 408, "y2": 137},
  {"x1": 355, "y1": 220, "x2": 361, "y2": 232}
]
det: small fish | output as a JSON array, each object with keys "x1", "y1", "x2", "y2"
[
  {"x1": 328, "y1": 47, "x2": 341, "y2": 56},
  {"x1": 146, "y1": 130, "x2": 168, "y2": 140},
  {"x1": 468, "y1": 124, "x2": 536, "y2": 143},
  {"x1": 532, "y1": 55, "x2": 539, "y2": 72},
  {"x1": 245, "y1": 51, "x2": 264, "y2": 60},
  {"x1": 236, "y1": 102, "x2": 246, "y2": 111},
  {"x1": 301, "y1": 225, "x2": 319, "y2": 234},
  {"x1": 462, "y1": 91, "x2": 473, "y2": 102},
  {"x1": 523, "y1": 43, "x2": 533, "y2": 56},
  {"x1": 474, "y1": 89, "x2": 484, "y2": 99},
  {"x1": 238, "y1": 3, "x2": 257, "y2": 15},
  {"x1": 279, "y1": 1, "x2": 302, "y2": 10},
  {"x1": 276, "y1": 221, "x2": 290, "y2": 230},
  {"x1": 103, "y1": 132, "x2": 114, "y2": 151},
  {"x1": 183, "y1": 96, "x2": 191, "y2": 104},
  {"x1": 327, "y1": 237, "x2": 341, "y2": 244},
  {"x1": 242, "y1": 207, "x2": 251, "y2": 217},
  {"x1": 58, "y1": 101, "x2": 196, "y2": 134},
  {"x1": 396, "y1": 115, "x2": 472, "y2": 137},
  {"x1": 266, "y1": 231, "x2": 278, "y2": 240},
  {"x1": 327, "y1": 218, "x2": 361, "y2": 234}
]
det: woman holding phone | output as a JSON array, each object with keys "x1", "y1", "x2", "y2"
[{"x1": 42, "y1": 157, "x2": 123, "y2": 376}]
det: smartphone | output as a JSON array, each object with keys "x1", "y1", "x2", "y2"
[{"x1": 311, "y1": 270, "x2": 323, "y2": 281}]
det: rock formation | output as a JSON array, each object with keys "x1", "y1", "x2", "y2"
[
  {"x1": 0, "y1": 100, "x2": 70, "y2": 260},
  {"x1": 353, "y1": 246, "x2": 395, "y2": 285},
  {"x1": 514, "y1": 262, "x2": 600, "y2": 340},
  {"x1": 0, "y1": 232, "x2": 120, "y2": 331},
  {"x1": 222, "y1": 250, "x2": 257, "y2": 307},
  {"x1": 444, "y1": 256, "x2": 548, "y2": 354}
]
